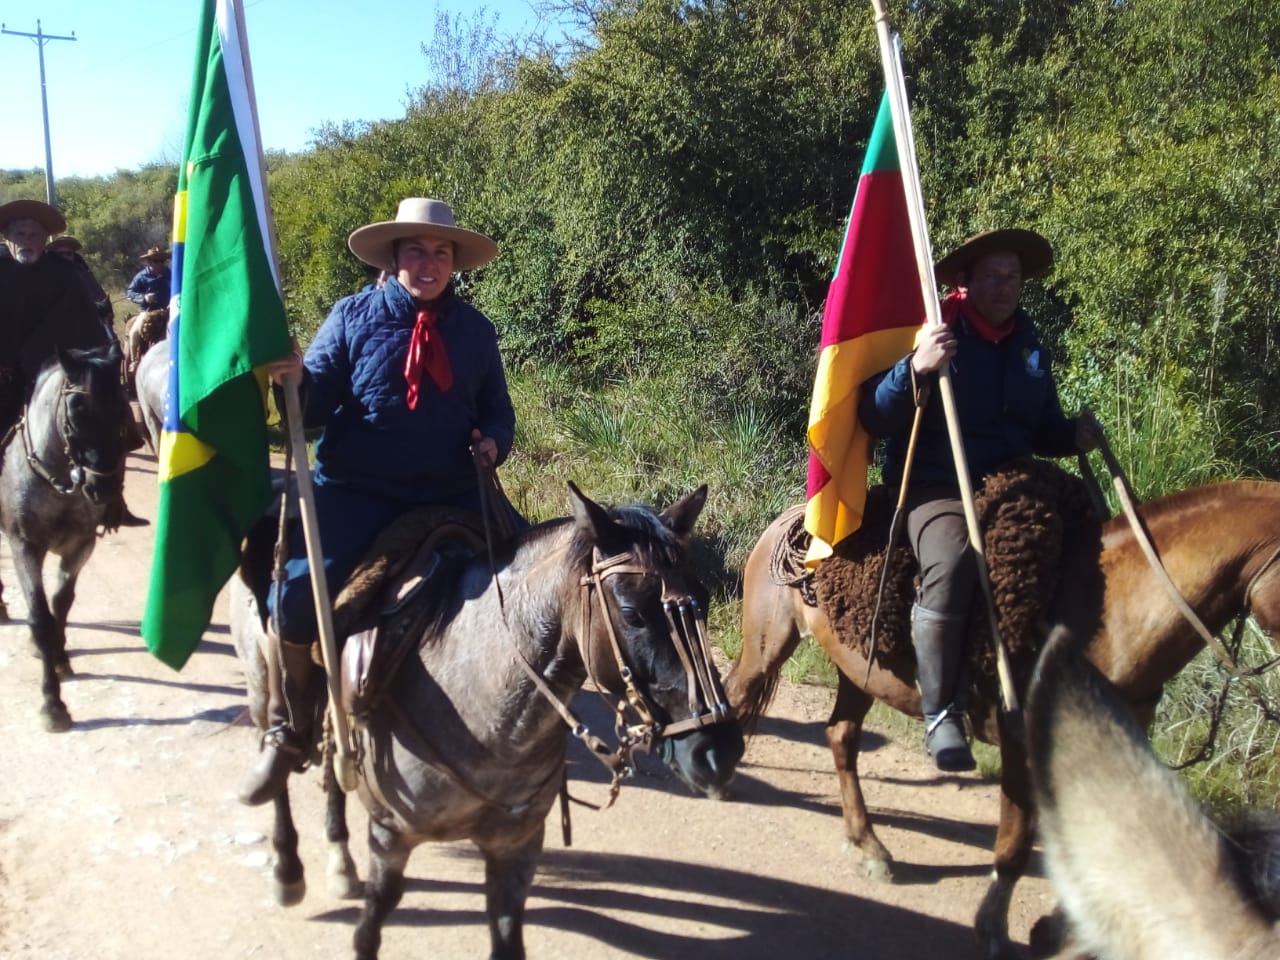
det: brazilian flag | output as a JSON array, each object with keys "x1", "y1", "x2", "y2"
[{"x1": 142, "y1": 0, "x2": 291, "y2": 669}]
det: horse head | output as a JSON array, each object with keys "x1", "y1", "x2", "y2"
[
  {"x1": 1027, "y1": 625, "x2": 1280, "y2": 960},
  {"x1": 42, "y1": 342, "x2": 130, "y2": 504},
  {"x1": 567, "y1": 481, "x2": 744, "y2": 799}
]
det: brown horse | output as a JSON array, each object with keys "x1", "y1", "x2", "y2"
[{"x1": 725, "y1": 479, "x2": 1280, "y2": 960}]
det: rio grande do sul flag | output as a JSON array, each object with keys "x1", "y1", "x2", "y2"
[
  {"x1": 141, "y1": 0, "x2": 291, "y2": 669},
  {"x1": 803, "y1": 93, "x2": 924, "y2": 567}
]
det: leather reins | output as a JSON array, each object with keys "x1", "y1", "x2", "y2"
[{"x1": 1078, "y1": 435, "x2": 1280, "y2": 741}]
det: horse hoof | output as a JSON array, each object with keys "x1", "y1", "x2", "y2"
[
  {"x1": 274, "y1": 877, "x2": 306, "y2": 908},
  {"x1": 42, "y1": 706, "x2": 73, "y2": 732},
  {"x1": 0, "y1": 602, "x2": 9, "y2": 623},
  {"x1": 860, "y1": 856, "x2": 893, "y2": 883},
  {"x1": 327, "y1": 847, "x2": 363, "y2": 899},
  {"x1": 327, "y1": 869, "x2": 363, "y2": 900}
]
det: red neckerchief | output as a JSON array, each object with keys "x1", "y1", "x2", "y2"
[
  {"x1": 940, "y1": 288, "x2": 1015, "y2": 344},
  {"x1": 403, "y1": 307, "x2": 453, "y2": 409}
]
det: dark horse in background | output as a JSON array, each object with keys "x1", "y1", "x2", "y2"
[
  {"x1": 726, "y1": 480, "x2": 1280, "y2": 959},
  {"x1": 232, "y1": 482, "x2": 744, "y2": 960},
  {"x1": 0, "y1": 343, "x2": 132, "y2": 731}
]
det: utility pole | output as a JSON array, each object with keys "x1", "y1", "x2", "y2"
[{"x1": 2, "y1": 20, "x2": 77, "y2": 209}]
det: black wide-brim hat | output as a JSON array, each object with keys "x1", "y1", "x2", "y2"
[
  {"x1": 934, "y1": 229, "x2": 1053, "y2": 287},
  {"x1": 0, "y1": 198, "x2": 66, "y2": 236}
]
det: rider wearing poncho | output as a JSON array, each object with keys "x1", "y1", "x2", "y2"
[
  {"x1": 858, "y1": 229, "x2": 1102, "y2": 772},
  {"x1": 239, "y1": 197, "x2": 521, "y2": 807},
  {"x1": 0, "y1": 199, "x2": 146, "y2": 529}
]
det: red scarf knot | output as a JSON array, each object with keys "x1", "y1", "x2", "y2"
[
  {"x1": 940, "y1": 289, "x2": 1016, "y2": 344},
  {"x1": 404, "y1": 308, "x2": 453, "y2": 409}
]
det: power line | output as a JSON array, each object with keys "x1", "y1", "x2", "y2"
[{"x1": 2, "y1": 19, "x2": 77, "y2": 208}]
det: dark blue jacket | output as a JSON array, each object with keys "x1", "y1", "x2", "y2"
[
  {"x1": 858, "y1": 310, "x2": 1077, "y2": 492},
  {"x1": 300, "y1": 278, "x2": 515, "y2": 503},
  {"x1": 126, "y1": 267, "x2": 170, "y2": 308}
]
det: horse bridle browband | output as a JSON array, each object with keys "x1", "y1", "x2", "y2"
[{"x1": 19, "y1": 379, "x2": 123, "y2": 499}]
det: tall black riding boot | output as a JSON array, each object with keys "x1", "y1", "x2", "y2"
[
  {"x1": 238, "y1": 636, "x2": 318, "y2": 806},
  {"x1": 911, "y1": 603, "x2": 975, "y2": 772}
]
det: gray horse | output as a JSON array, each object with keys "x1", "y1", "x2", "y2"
[
  {"x1": 1028, "y1": 626, "x2": 1280, "y2": 959},
  {"x1": 133, "y1": 337, "x2": 168, "y2": 456},
  {"x1": 0, "y1": 343, "x2": 131, "y2": 731},
  {"x1": 233, "y1": 482, "x2": 744, "y2": 959}
]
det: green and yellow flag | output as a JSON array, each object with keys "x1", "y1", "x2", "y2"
[
  {"x1": 803, "y1": 93, "x2": 924, "y2": 566},
  {"x1": 142, "y1": 0, "x2": 291, "y2": 669}
]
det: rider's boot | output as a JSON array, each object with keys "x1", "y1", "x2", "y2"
[
  {"x1": 102, "y1": 493, "x2": 149, "y2": 529},
  {"x1": 238, "y1": 635, "x2": 318, "y2": 806},
  {"x1": 912, "y1": 603, "x2": 976, "y2": 772}
]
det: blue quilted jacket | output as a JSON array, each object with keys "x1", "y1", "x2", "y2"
[
  {"x1": 300, "y1": 278, "x2": 515, "y2": 503},
  {"x1": 859, "y1": 309, "x2": 1077, "y2": 492}
]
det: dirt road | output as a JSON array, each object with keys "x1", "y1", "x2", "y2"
[{"x1": 0, "y1": 451, "x2": 1052, "y2": 959}]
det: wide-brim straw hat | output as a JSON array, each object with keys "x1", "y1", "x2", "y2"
[
  {"x1": 48, "y1": 235, "x2": 83, "y2": 253},
  {"x1": 934, "y1": 229, "x2": 1053, "y2": 287},
  {"x1": 0, "y1": 199, "x2": 66, "y2": 235},
  {"x1": 348, "y1": 197, "x2": 498, "y2": 273},
  {"x1": 139, "y1": 246, "x2": 170, "y2": 263}
]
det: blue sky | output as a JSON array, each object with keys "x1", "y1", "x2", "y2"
[{"x1": 0, "y1": 0, "x2": 575, "y2": 179}]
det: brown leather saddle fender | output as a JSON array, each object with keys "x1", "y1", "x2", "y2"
[{"x1": 338, "y1": 519, "x2": 485, "y2": 720}]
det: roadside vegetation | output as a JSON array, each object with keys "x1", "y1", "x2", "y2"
[{"x1": 4, "y1": 0, "x2": 1278, "y2": 811}]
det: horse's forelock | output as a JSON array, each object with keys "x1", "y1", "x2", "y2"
[{"x1": 567, "y1": 502, "x2": 685, "y2": 572}]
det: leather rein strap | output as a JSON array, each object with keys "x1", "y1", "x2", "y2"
[{"x1": 1079, "y1": 435, "x2": 1280, "y2": 708}]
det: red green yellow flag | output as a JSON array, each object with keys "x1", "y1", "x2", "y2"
[
  {"x1": 804, "y1": 93, "x2": 924, "y2": 566},
  {"x1": 141, "y1": 0, "x2": 291, "y2": 669}
]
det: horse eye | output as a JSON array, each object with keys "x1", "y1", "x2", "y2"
[{"x1": 618, "y1": 604, "x2": 646, "y2": 628}]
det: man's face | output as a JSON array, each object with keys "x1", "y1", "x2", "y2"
[
  {"x1": 3, "y1": 218, "x2": 49, "y2": 265},
  {"x1": 395, "y1": 234, "x2": 454, "y2": 301},
  {"x1": 961, "y1": 250, "x2": 1024, "y2": 327},
  {"x1": 145, "y1": 259, "x2": 164, "y2": 275}
]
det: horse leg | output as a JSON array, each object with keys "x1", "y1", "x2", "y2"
[
  {"x1": 724, "y1": 566, "x2": 805, "y2": 729},
  {"x1": 11, "y1": 541, "x2": 71, "y2": 731},
  {"x1": 354, "y1": 819, "x2": 411, "y2": 960},
  {"x1": 826, "y1": 671, "x2": 894, "y2": 881},
  {"x1": 49, "y1": 543, "x2": 93, "y2": 675},
  {"x1": 271, "y1": 783, "x2": 306, "y2": 906},
  {"x1": 323, "y1": 749, "x2": 361, "y2": 900},
  {"x1": 975, "y1": 714, "x2": 1034, "y2": 960},
  {"x1": 482, "y1": 827, "x2": 543, "y2": 960}
]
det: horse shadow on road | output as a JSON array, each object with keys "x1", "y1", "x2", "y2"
[{"x1": 311, "y1": 844, "x2": 973, "y2": 959}]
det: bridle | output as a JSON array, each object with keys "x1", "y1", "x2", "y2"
[
  {"x1": 19, "y1": 375, "x2": 123, "y2": 500},
  {"x1": 504, "y1": 545, "x2": 735, "y2": 806},
  {"x1": 580, "y1": 548, "x2": 733, "y2": 740}
]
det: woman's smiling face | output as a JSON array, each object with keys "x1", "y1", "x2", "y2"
[{"x1": 395, "y1": 234, "x2": 455, "y2": 300}]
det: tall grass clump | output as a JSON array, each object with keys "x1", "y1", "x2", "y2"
[{"x1": 1151, "y1": 621, "x2": 1280, "y2": 815}]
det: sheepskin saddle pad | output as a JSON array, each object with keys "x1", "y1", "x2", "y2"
[
  {"x1": 336, "y1": 505, "x2": 487, "y2": 719},
  {"x1": 805, "y1": 458, "x2": 1101, "y2": 670}
]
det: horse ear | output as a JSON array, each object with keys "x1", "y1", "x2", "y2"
[
  {"x1": 1027, "y1": 626, "x2": 1276, "y2": 958},
  {"x1": 568, "y1": 481, "x2": 618, "y2": 542},
  {"x1": 660, "y1": 484, "x2": 708, "y2": 539}
]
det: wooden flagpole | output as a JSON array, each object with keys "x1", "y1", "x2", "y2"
[
  {"x1": 868, "y1": 0, "x2": 1020, "y2": 717},
  {"x1": 226, "y1": 0, "x2": 357, "y2": 791}
]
